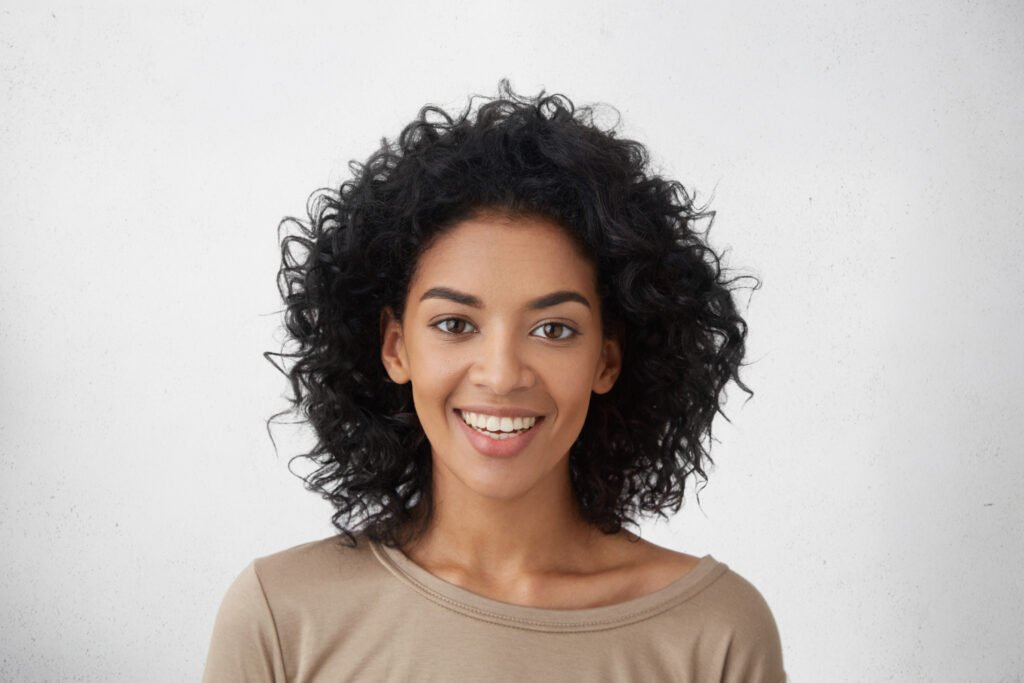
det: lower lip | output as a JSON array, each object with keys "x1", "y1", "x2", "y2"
[{"x1": 455, "y1": 410, "x2": 545, "y2": 458}]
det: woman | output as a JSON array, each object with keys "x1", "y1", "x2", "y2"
[{"x1": 202, "y1": 80, "x2": 786, "y2": 682}]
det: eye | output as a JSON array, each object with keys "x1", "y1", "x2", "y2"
[
  {"x1": 432, "y1": 317, "x2": 477, "y2": 335},
  {"x1": 531, "y1": 322, "x2": 578, "y2": 341},
  {"x1": 430, "y1": 318, "x2": 579, "y2": 341}
]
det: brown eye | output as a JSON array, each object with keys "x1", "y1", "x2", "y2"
[
  {"x1": 433, "y1": 318, "x2": 476, "y2": 335},
  {"x1": 532, "y1": 322, "x2": 578, "y2": 340}
]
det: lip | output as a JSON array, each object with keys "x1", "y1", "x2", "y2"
[{"x1": 454, "y1": 408, "x2": 545, "y2": 458}]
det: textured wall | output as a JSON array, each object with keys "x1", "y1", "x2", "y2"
[{"x1": 2, "y1": 1, "x2": 1021, "y2": 680}]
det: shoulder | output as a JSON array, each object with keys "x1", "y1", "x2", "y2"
[
  {"x1": 693, "y1": 559, "x2": 786, "y2": 680},
  {"x1": 203, "y1": 532, "x2": 389, "y2": 681},
  {"x1": 211, "y1": 531, "x2": 389, "y2": 633},
  {"x1": 702, "y1": 560, "x2": 781, "y2": 631},
  {"x1": 211, "y1": 533, "x2": 380, "y2": 620},
  {"x1": 250, "y1": 532, "x2": 381, "y2": 595}
]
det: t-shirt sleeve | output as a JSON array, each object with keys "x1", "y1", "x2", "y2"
[
  {"x1": 201, "y1": 560, "x2": 287, "y2": 683},
  {"x1": 718, "y1": 570, "x2": 787, "y2": 683}
]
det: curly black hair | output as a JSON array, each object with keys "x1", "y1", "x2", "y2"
[{"x1": 266, "y1": 79, "x2": 759, "y2": 550}]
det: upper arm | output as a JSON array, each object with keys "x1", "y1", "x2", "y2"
[{"x1": 201, "y1": 560, "x2": 287, "y2": 683}]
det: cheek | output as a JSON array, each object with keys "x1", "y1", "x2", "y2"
[
  {"x1": 408, "y1": 347, "x2": 460, "y2": 406},
  {"x1": 546, "y1": 357, "x2": 598, "y2": 411}
]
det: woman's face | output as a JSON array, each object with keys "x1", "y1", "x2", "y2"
[{"x1": 380, "y1": 211, "x2": 621, "y2": 501}]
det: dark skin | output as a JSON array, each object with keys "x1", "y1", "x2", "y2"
[{"x1": 380, "y1": 210, "x2": 699, "y2": 609}]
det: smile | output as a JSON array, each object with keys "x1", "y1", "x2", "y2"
[
  {"x1": 457, "y1": 409, "x2": 539, "y2": 438},
  {"x1": 454, "y1": 409, "x2": 546, "y2": 457}
]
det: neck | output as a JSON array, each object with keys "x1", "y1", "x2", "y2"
[{"x1": 399, "y1": 460, "x2": 619, "y2": 581}]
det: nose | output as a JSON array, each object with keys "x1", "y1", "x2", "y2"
[{"x1": 468, "y1": 326, "x2": 535, "y2": 394}]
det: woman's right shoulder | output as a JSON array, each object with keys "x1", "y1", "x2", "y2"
[
  {"x1": 203, "y1": 533, "x2": 384, "y2": 683},
  {"x1": 210, "y1": 532, "x2": 393, "y2": 637},
  {"x1": 246, "y1": 531, "x2": 383, "y2": 594}
]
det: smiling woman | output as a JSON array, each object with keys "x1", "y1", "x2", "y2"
[
  {"x1": 380, "y1": 212, "x2": 617, "y2": 481},
  {"x1": 201, "y1": 79, "x2": 786, "y2": 682}
]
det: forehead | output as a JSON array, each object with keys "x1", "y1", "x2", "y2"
[{"x1": 410, "y1": 213, "x2": 597, "y2": 298}]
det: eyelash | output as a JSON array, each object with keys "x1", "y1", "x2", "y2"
[{"x1": 431, "y1": 318, "x2": 580, "y2": 341}]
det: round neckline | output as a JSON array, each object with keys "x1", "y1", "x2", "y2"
[{"x1": 369, "y1": 537, "x2": 728, "y2": 632}]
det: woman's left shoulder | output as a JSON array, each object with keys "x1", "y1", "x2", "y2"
[
  {"x1": 636, "y1": 541, "x2": 782, "y2": 631},
  {"x1": 636, "y1": 543, "x2": 787, "y2": 681},
  {"x1": 700, "y1": 558, "x2": 782, "y2": 630},
  {"x1": 695, "y1": 557, "x2": 786, "y2": 679}
]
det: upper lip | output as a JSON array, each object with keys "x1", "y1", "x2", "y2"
[{"x1": 456, "y1": 405, "x2": 545, "y2": 418}]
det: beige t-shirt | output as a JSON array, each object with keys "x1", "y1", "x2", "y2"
[{"x1": 202, "y1": 533, "x2": 786, "y2": 682}]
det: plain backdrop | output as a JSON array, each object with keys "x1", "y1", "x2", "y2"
[{"x1": 2, "y1": 1, "x2": 1022, "y2": 681}]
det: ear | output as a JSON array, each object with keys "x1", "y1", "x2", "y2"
[
  {"x1": 592, "y1": 331, "x2": 623, "y2": 395},
  {"x1": 380, "y1": 306, "x2": 412, "y2": 384}
]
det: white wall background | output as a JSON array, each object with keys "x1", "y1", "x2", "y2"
[{"x1": 2, "y1": 1, "x2": 1021, "y2": 681}]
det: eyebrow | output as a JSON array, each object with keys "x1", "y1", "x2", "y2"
[{"x1": 419, "y1": 286, "x2": 592, "y2": 311}]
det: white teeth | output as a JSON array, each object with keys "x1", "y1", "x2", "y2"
[
  {"x1": 459, "y1": 410, "x2": 538, "y2": 434},
  {"x1": 475, "y1": 429, "x2": 520, "y2": 440}
]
